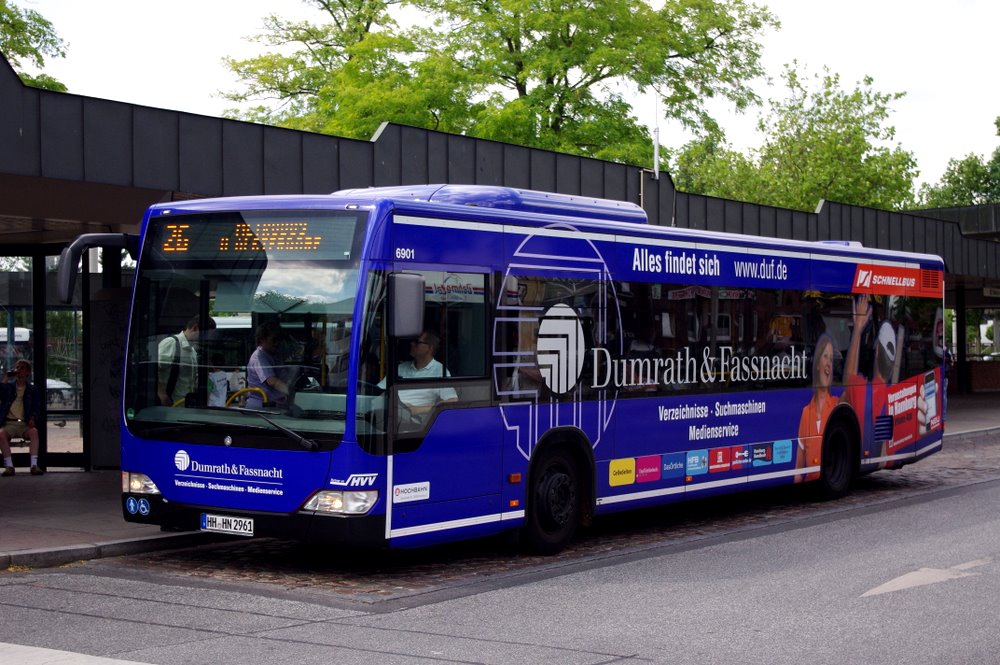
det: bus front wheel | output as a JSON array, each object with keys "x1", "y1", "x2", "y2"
[{"x1": 524, "y1": 447, "x2": 580, "y2": 555}]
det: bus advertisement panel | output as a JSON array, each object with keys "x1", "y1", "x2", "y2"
[{"x1": 60, "y1": 185, "x2": 945, "y2": 554}]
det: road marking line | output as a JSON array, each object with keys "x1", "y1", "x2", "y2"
[
  {"x1": 862, "y1": 558, "x2": 992, "y2": 597},
  {"x1": 0, "y1": 642, "x2": 152, "y2": 664}
]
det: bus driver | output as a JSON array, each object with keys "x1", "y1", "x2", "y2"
[
  {"x1": 382, "y1": 331, "x2": 458, "y2": 426},
  {"x1": 246, "y1": 321, "x2": 290, "y2": 409}
]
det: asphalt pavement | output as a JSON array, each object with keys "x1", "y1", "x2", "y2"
[{"x1": 1, "y1": 392, "x2": 997, "y2": 571}]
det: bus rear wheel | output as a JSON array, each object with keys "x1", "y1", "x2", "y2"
[
  {"x1": 524, "y1": 448, "x2": 580, "y2": 555},
  {"x1": 815, "y1": 420, "x2": 854, "y2": 500}
]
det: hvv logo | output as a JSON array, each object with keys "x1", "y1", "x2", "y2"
[
  {"x1": 536, "y1": 303, "x2": 585, "y2": 394},
  {"x1": 330, "y1": 473, "x2": 379, "y2": 487},
  {"x1": 856, "y1": 269, "x2": 873, "y2": 288}
]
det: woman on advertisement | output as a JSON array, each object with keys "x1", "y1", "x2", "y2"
[{"x1": 796, "y1": 333, "x2": 837, "y2": 482}]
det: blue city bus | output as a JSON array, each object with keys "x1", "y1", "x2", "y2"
[{"x1": 59, "y1": 185, "x2": 946, "y2": 553}]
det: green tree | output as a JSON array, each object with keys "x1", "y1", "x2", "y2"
[
  {"x1": 674, "y1": 65, "x2": 919, "y2": 212},
  {"x1": 0, "y1": 0, "x2": 67, "y2": 91},
  {"x1": 0, "y1": 256, "x2": 28, "y2": 272},
  {"x1": 919, "y1": 116, "x2": 1000, "y2": 207},
  {"x1": 223, "y1": 0, "x2": 776, "y2": 164},
  {"x1": 223, "y1": 0, "x2": 463, "y2": 134}
]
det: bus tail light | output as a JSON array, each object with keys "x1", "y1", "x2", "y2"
[
  {"x1": 303, "y1": 490, "x2": 378, "y2": 515},
  {"x1": 122, "y1": 471, "x2": 160, "y2": 495}
]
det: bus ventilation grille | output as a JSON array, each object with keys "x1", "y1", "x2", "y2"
[
  {"x1": 873, "y1": 415, "x2": 894, "y2": 442},
  {"x1": 921, "y1": 270, "x2": 942, "y2": 291}
]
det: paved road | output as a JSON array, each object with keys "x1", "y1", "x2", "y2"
[
  {"x1": 2, "y1": 429, "x2": 1000, "y2": 664},
  {"x1": 77, "y1": 427, "x2": 1000, "y2": 603}
]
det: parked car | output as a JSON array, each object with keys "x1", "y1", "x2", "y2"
[{"x1": 46, "y1": 378, "x2": 74, "y2": 404}]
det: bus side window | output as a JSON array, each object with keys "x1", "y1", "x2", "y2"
[
  {"x1": 395, "y1": 271, "x2": 488, "y2": 416},
  {"x1": 413, "y1": 271, "x2": 487, "y2": 382}
]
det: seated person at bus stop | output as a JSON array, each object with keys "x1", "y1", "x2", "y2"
[
  {"x1": 381, "y1": 331, "x2": 458, "y2": 426},
  {"x1": 246, "y1": 321, "x2": 290, "y2": 409},
  {"x1": 0, "y1": 359, "x2": 42, "y2": 476}
]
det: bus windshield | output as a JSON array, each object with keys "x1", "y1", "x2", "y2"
[{"x1": 124, "y1": 209, "x2": 367, "y2": 449}]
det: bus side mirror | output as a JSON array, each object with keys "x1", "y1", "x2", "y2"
[
  {"x1": 389, "y1": 273, "x2": 425, "y2": 339},
  {"x1": 57, "y1": 233, "x2": 139, "y2": 304}
]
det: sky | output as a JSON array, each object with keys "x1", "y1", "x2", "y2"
[{"x1": 16, "y1": 0, "x2": 1000, "y2": 190}]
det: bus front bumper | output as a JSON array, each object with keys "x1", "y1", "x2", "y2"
[{"x1": 121, "y1": 493, "x2": 386, "y2": 547}]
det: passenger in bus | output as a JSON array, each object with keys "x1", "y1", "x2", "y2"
[
  {"x1": 0, "y1": 360, "x2": 42, "y2": 476},
  {"x1": 305, "y1": 327, "x2": 327, "y2": 366},
  {"x1": 246, "y1": 321, "x2": 290, "y2": 409},
  {"x1": 625, "y1": 315, "x2": 661, "y2": 391},
  {"x1": 508, "y1": 317, "x2": 546, "y2": 394},
  {"x1": 157, "y1": 315, "x2": 217, "y2": 406},
  {"x1": 207, "y1": 354, "x2": 229, "y2": 407},
  {"x1": 796, "y1": 334, "x2": 837, "y2": 482},
  {"x1": 322, "y1": 325, "x2": 352, "y2": 387}
]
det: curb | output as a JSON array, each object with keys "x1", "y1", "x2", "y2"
[
  {"x1": 943, "y1": 426, "x2": 1000, "y2": 444},
  {"x1": 2, "y1": 532, "x2": 217, "y2": 570}
]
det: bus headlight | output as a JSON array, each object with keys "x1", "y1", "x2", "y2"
[
  {"x1": 122, "y1": 471, "x2": 160, "y2": 495},
  {"x1": 303, "y1": 490, "x2": 378, "y2": 515}
]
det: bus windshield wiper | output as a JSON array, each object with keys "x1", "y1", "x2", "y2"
[{"x1": 202, "y1": 406, "x2": 319, "y2": 451}]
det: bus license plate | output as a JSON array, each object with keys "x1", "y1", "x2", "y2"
[{"x1": 200, "y1": 513, "x2": 254, "y2": 537}]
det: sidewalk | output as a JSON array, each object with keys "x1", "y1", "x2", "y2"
[
  {"x1": 0, "y1": 471, "x2": 212, "y2": 569},
  {"x1": 1, "y1": 393, "x2": 998, "y2": 570}
]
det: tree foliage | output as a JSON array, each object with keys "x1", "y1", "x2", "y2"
[
  {"x1": 223, "y1": 0, "x2": 776, "y2": 165},
  {"x1": 919, "y1": 116, "x2": 1000, "y2": 208},
  {"x1": 223, "y1": 0, "x2": 470, "y2": 135},
  {"x1": 674, "y1": 65, "x2": 918, "y2": 212},
  {"x1": 0, "y1": 0, "x2": 66, "y2": 91}
]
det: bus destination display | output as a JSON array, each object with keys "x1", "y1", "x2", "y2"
[{"x1": 154, "y1": 212, "x2": 360, "y2": 261}]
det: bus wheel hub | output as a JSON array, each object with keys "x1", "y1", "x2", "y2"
[{"x1": 540, "y1": 471, "x2": 574, "y2": 527}]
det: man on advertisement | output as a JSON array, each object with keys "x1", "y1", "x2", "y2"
[{"x1": 840, "y1": 294, "x2": 930, "y2": 467}]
